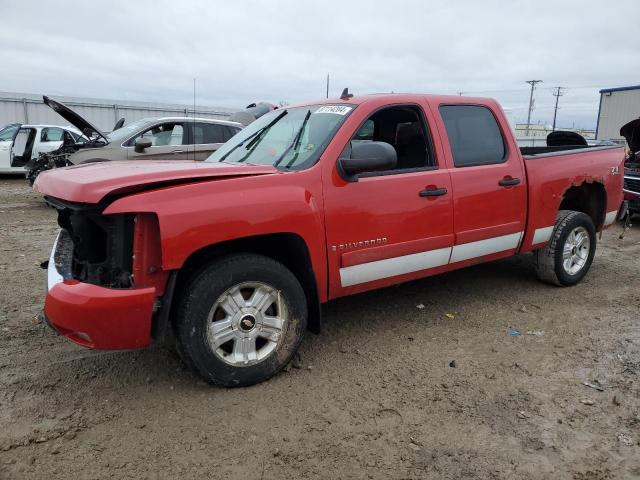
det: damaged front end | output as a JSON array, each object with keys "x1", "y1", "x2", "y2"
[
  {"x1": 26, "y1": 144, "x2": 76, "y2": 186},
  {"x1": 44, "y1": 198, "x2": 159, "y2": 350},
  {"x1": 48, "y1": 197, "x2": 135, "y2": 288}
]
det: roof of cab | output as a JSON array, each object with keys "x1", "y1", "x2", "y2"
[{"x1": 287, "y1": 92, "x2": 496, "y2": 109}]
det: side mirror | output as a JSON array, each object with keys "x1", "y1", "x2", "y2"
[
  {"x1": 134, "y1": 137, "x2": 152, "y2": 153},
  {"x1": 338, "y1": 141, "x2": 397, "y2": 181}
]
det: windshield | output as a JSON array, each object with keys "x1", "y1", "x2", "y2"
[
  {"x1": 0, "y1": 124, "x2": 20, "y2": 141},
  {"x1": 106, "y1": 118, "x2": 153, "y2": 143},
  {"x1": 206, "y1": 104, "x2": 354, "y2": 169}
]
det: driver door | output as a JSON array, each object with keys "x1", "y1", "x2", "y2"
[{"x1": 323, "y1": 103, "x2": 454, "y2": 298}]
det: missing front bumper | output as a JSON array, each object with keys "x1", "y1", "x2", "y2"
[{"x1": 44, "y1": 230, "x2": 156, "y2": 350}]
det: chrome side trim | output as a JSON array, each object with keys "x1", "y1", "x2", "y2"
[
  {"x1": 532, "y1": 226, "x2": 554, "y2": 245},
  {"x1": 339, "y1": 247, "x2": 451, "y2": 287},
  {"x1": 604, "y1": 210, "x2": 618, "y2": 226},
  {"x1": 450, "y1": 232, "x2": 523, "y2": 263}
]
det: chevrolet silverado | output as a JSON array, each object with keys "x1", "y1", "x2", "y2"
[{"x1": 34, "y1": 93, "x2": 626, "y2": 386}]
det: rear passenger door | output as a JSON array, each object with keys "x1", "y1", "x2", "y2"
[
  {"x1": 186, "y1": 122, "x2": 239, "y2": 160},
  {"x1": 436, "y1": 104, "x2": 526, "y2": 264}
]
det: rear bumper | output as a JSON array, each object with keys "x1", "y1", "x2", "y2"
[{"x1": 44, "y1": 230, "x2": 156, "y2": 350}]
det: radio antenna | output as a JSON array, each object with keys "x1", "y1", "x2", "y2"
[{"x1": 193, "y1": 78, "x2": 196, "y2": 161}]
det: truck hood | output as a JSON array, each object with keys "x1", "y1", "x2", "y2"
[
  {"x1": 621, "y1": 118, "x2": 640, "y2": 153},
  {"x1": 33, "y1": 160, "x2": 278, "y2": 204},
  {"x1": 43, "y1": 96, "x2": 109, "y2": 144}
]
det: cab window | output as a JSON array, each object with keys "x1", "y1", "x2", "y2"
[{"x1": 343, "y1": 105, "x2": 436, "y2": 172}]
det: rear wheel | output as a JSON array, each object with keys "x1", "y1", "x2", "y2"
[
  {"x1": 534, "y1": 210, "x2": 596, "y2": 286},
  {"x1": 175, "y1": 254, "x2": 307, "y2": 387}
]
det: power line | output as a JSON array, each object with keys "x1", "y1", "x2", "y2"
[
  {"x1": 460, "y1": 84, "x2": 606, "y2": 96},
  {"x1": 551, "y1": 86, "x2": 566, "y2": 131},
  {"x1": 525, "y1": 80, "x2": 543, "y2": 137}
]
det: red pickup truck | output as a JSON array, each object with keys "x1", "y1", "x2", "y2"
[{"x1": 35, "y1": 93, "x2": 626, "y2": 386}]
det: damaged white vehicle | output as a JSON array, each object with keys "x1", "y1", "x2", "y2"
[{"x1": 0, "y1": 123, "x2": 84, "y2": 174}]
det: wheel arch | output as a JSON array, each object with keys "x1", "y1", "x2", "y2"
[
  {"x1": 175, "y1": 233, "x2": 322, "y2": 334},
  {"x1": 558, "y1": 181, "x2": 607, "y2": 230}
]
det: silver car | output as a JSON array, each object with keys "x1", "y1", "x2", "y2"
[{"x1": 44, "y1": 96, "x2": 243, "y2": 164}]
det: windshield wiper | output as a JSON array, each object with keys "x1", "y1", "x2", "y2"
[
  {"x1": 220, "y1": 110, "x2": 288, "y2": 162},
  {"x1": 273, "y1": 109, "x2": 311, "y2": 168}
]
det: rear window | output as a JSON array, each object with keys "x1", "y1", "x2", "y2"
[
  {"x1": 439, "y1": 105, "x2": 506, "y2": 167},
  {"x1": 193, "y1": 122, "x2": 226, "y2": 144}
]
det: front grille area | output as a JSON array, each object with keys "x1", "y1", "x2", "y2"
[
  {"x1": 624, "y1": 175, "x2": 640, "y2": 194},
  {"x1": 47, "y1": 197, "x2": 134, "y2": 288}
]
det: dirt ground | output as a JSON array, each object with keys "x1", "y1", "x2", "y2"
[{"x1": 0, "y1": 176, "x2": 638, "y2": 480}]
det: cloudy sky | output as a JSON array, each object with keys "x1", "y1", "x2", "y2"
[{"x1": 1, "y1": 0, "x2": 638, "y2": 129}]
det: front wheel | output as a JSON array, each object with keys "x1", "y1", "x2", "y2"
[
  {"x1": 175, "y1": 254, "x2": 307, "y2": 387},
  {"x1": 534, "y1": 210, "x2": 597, "y2": 286}
]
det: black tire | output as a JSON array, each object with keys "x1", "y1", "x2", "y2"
[
  {"x1": 534, "y1": 210, "x2": 596, "y2": 286},
  {"x1": 174, "y1": 254, "x2": 307, "y2": 387}
]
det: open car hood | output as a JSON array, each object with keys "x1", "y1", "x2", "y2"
[
  {"x1": 43, "y1": 96, "x2": 109, "y2": 143},
  {"x1": 546, "y1": 130, "x2": 588, "y2": 147},
  {"x1": 33, "y1": 160, "x2": 278, "y2": 204},
  {"x1": 621, "y1": 118, "x2": 640, "y2": 153}
]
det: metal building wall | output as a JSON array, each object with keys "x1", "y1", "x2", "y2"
[
  {"x1": 596, "y1": 87, "x2": 640, "y2": 141},
  {"x1": 0, "y1": 91, "x2": 238, "y2": 132}
]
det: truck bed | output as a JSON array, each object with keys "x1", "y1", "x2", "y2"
[
  {"x1": 519, "y1": 144, "x2": 625, "y2": 253},
  {"x1": 520, "y1": 145, "x2": 621, "y2": 157}
]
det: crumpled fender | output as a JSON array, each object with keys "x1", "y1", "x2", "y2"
[{"x1": 103, "y1": 170, "x2": 328, "y2": 300}]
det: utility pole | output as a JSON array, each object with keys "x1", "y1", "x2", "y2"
[
  {"x1": 326, "y1": 73, "x2": 330, "y2": 99},
  {"x1": 551, "y1": 86, "x2": 565, "y2": 131},
  {"x1": 525, "y1": 80, "x2": 543, "y2": 136}
]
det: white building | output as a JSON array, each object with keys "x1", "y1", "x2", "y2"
[
  {"x1": 0, "y1": 91, "x2": 237, "y2": 132},
  {"x1": 596, "y1": 85, "x2": 640, "y2": 142}
]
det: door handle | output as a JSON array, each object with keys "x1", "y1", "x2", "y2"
[
  {"x1": 498, "y1": 177, "x2": 521, "y2": 187},
  {"x1": 419, "y1": 187, "x2": 448, "y2": 197},
  {"x1": 171, "y1": 150, "x2": 184, "y2": 154}
]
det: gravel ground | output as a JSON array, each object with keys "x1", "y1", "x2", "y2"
[{"x1": 0, "y1": 175, "x2": 638, "y2": 480}]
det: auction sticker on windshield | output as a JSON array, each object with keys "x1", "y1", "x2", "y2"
[{"x1": 314, "y1": 105, "x2": 353, "y2": 115}]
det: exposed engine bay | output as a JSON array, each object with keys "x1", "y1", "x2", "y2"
[
  {"x1": 621, "y1": 118, "x2": 640, "y2": 214},
  {"x1": 47, "y1": 197, "x2": 134, "y2": 288}
]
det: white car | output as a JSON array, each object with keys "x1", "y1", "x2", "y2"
[{"x1": 0, "y1": 123, "x2": 84, "y2": 174}]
